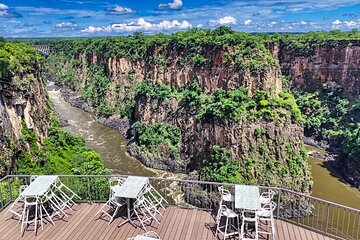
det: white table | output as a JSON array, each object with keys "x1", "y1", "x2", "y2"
[
  {"x1": 234, "y1": 185, "x2": 261, "y2": 211},
  {"x1": 21, "y1": 176, "x2": 59, "y2": 197},
  {"x1": 115, "y1": 176, "x2": 149, "y2": 226}
]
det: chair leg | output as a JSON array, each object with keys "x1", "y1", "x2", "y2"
[
  {"x1": 224, "y1": 216, "x2": 229, "y2": 240},
  {"x1": 255, "y1": 219, "x2": 259, "y2": 240},
  {"x1": 42, "y1": 204, "x2": 55, "y2": 226},
  {"x1": 39, "y1": 205, "x2": 44, "y2": 230},
  {"x1": 271, "y1": 216, "x2": 275, "y2": 240},
  {"x1": 237, "y1": 216, "x2": 241, "y2": 239},
  {"x1": 20, "y1": 206, "x2": 26, "y2": 233},
  {"x1": 109, "y1": 205, "x2": 120, "y2": 224}
]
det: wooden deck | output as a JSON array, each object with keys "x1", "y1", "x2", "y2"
[{"x1": 0, "y1": 203, "x2": 334, "y2": 240}]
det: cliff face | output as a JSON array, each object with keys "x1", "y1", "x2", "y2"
[
  {"x1": 272, "y1": 40, "x2": 360, "y2": 100},
  {"x1": 0, "y1": 43, "x2": 50, "y2": 175},
  {"x1": 131, "y1": 95, "x2": 309, "y2": 191},
  {"x1": 270, "y1": 40, "x2": 360, "y2": 189},
  {"x1": 88, "y1": 45, "x2": 281, "y2": 95},
  {"x1": 48, "y1": 37, "x2": 312, "y2": 193}
]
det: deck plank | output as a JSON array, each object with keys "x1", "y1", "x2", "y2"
[{"x1": 0, "y1": 204, "x2": 336, "y2": 240}]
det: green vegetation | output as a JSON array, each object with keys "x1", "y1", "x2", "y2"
[
  {"x1": 135, "y1": 80, "x2": 303, "y2": 124},
  {"x1": 0, "y1": 41, "x2": 42, "y2": 88},
  {"x1": 200, "y1": 145, "x2": 244, "y2": 184},
  {"x1": 135, "y1": 80, "x2": 178, "y2": 100},
  {"x1": 17, "y1": 115, "x2": 109, "y2": 175},
  {"x1": 295, "y1": 85, "x2": 360, "y2": 166},
  {"x1": 132, "y1": 122, "x2": 181, "y2": 158},
  {"x1": 272, "y1": 29, "x2": 360, "y2": 50},
  {"x1": 199, "y1": 144, "x2": 312, "y2": 191}
]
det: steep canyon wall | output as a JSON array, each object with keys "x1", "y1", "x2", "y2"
[
  {"x1": 47, "y1": 34, "x2": 312, "y2": 192},
  {"x1": 0, "y1": 43, "x2": 50, "y2": 175}
]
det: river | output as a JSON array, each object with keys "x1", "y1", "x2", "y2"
[{"x1": 48, "y1": 84, "x2": 360, "y2": 209}]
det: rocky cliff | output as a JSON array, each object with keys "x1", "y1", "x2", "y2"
[
  {"x1": 0, "y1": 42, "x2": 50, "y2": 176},
  {"x1": 269, "y1": 39, "x2": 360, "y2": 189},
  {"x1": 270, "y1": 40, "x2": 360, "y2": 100},
  {"x1": 46, "y1": 31, "x2": 312, "y2": 193}
]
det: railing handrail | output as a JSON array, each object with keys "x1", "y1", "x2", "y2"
[{"x1": 2, "y1": 174, "x2": 360, "y2": 213}]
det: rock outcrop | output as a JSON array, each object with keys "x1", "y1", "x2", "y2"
[
  {"x1": 0, "y1": 44, "x2": 50, "y2": 176},
  {"x1": 270, "y1": 40, "x2": 360, "y2": 100}
]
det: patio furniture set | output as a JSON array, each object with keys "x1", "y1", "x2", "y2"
[
  {"x1": 216, "y1": 185, "x2": 277, "y2": 240},
  {"x1": 96, "y1": 176, "x2": 166, "y2": 239},
  {"x1": 5, "y1": 175, "x2": 80, "y2": 234},
  {"x1": 4, "y1": 175, "x2": 275, "y2": 240}
]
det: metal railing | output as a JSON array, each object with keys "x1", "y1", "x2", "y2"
[{"x1": 1, "y1": 175, "x2": 359, "y2": 240}]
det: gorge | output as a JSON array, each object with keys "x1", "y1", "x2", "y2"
[{"x1": 1, "y1": 29, "x2": 360, "y2": 202}]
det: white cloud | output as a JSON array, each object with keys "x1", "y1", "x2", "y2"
[
  {"x1": 0, "y1": 3, "x2": 22, "y2": 18},
  {"x1": 0, "y1": 3, "x2": 9, "y2": 10},
  {"x1": 80, "y1": 18, "x2": 192, "y2": 33},
  {"x1": 300, "y1": 21, "x2": 307, "y2": 25},
  {"x1": 159, "y1": 0, "x2": 183, "y2": 10},
  {"x1": 332, "y1": 19, "x2": 359, "y2": 28},
  {"x1": 55, "y1": 22, "x2": 77, "y2": 28},
  {"x1": 209, "y1": 16, "x2": 236, "y2": 26},
  {"x1": 268, "y1": 21, "x2": 277, "y2": 27},
  {"x1": 344, "y1": 20, "x2": 357, "y2": 27},
  {"x1": 244, "y1": 19, "x2": 252, "y2": 25},
  {"x1": 109, "y1": 5, "x2": 134, "y2": 14},
  {"x1": 332, "y1": 19, "x2": 342, "y2": 25}
]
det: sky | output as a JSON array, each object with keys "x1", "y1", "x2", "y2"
[{"x1": 1, "y1": 0, "x2": 360, "y2": 38}]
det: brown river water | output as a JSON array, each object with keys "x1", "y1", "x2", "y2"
[{"x1": 48, "y1": 83, "x2": 360, "y2": 209}]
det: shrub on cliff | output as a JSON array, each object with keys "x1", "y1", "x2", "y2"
[
  {"x1": 132, "y1": 122, "x2": 181, "y2": 159},
  {"x1": 200, "y1": 145, "x2": 244, "y2": 184},
  {"x1": 17, "y1": 115, "x2": 109, "y2": 175}
]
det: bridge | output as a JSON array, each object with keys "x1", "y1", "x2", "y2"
[{"x1": 31, "y1": 44, "x2": 51, "y2": 55}]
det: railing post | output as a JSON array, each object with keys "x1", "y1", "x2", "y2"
[
  {"x1": 356, "y1": 213, "x2": 360, "y2": 240},
  {"x1": 325, "y1": 203, "x2": 330, "y2": 233},
  {"x1": 186, "y1": 182, "x2": 190, "y2": 204},
  {"x1": 87, "y1": 177, "x2": 91, "y2": 202},
  {"x1": 276, "y1": 188, "x2": 281, "y2": 219},
  {"x1": 7, "y1": 178, "x2": 13, "y2": 202},
  {"x1": 0, "y1": 182, "x2": 3, "y2": 209}
]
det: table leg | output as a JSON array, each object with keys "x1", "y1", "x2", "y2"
[
  {"x1": 118, "y1": 198, "x2": 134, "y2": 228},
  {"x1": 127, "y1": 198, "x2": 130, "y2": 220}
]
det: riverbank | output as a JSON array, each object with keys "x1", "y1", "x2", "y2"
[
  {"x1": 306, "y1": 145, "x2": 360, "y2": 209},
  {"x1": 48, "y1": 82, "x2": 187, "y2": 180},
  {"x1": 305, "y1": 135, "x2": 360, "y2": 190}
]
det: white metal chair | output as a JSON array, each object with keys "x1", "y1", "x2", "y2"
[
  {"x1": 30, "y1": 175, "x2": 38, "y2": 183},
  {"x1": 216, "y1": 205, "x2": 240, "y2": 240},
  {"x1": 20, "y1": 196, "x2": 53, "y2": 233},
  {"x1": 260, "y1": 189, "x2": 276, "y2": 205},
  {"x1": 128, "y1": 231, "x2": 161, "y2": 240},
  {"x1": 109, "y1": 177, "x2": 126, "y2": 198},
  {"x1": 52, "y1": 179, "x2": 81, "y2": 209},
  {"x1": 240, "y1": 209, "x2": 259, "y2": 240},
  {"x1": 5, "y1": 185, "x2": 28, "y2": 220},
  {"x1": 257, "y1": 201, "x2": 277, "y2": 239},
  {"x1": 44, "y1": 187, "x2": 69, "y2": 218},
  {"x1": 217, "y1": 186, "x2": 235, "y2": 221},
  {"x1": 96, "y1": 195, "x2": 126, "y2": 224},
  {"x1": 131, "y1": 196, "x2": 159, "y2": 231},
  {"x1": 142, "y1": 184, "x2": 167, "y2": 218},
  {"x1": 218, "y1": 186, "x2": 235, "y2": 203}
]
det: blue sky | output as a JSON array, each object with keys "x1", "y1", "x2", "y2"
[{"x1": 1, "y1": 0, "x2": 360, "y2": 38}]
